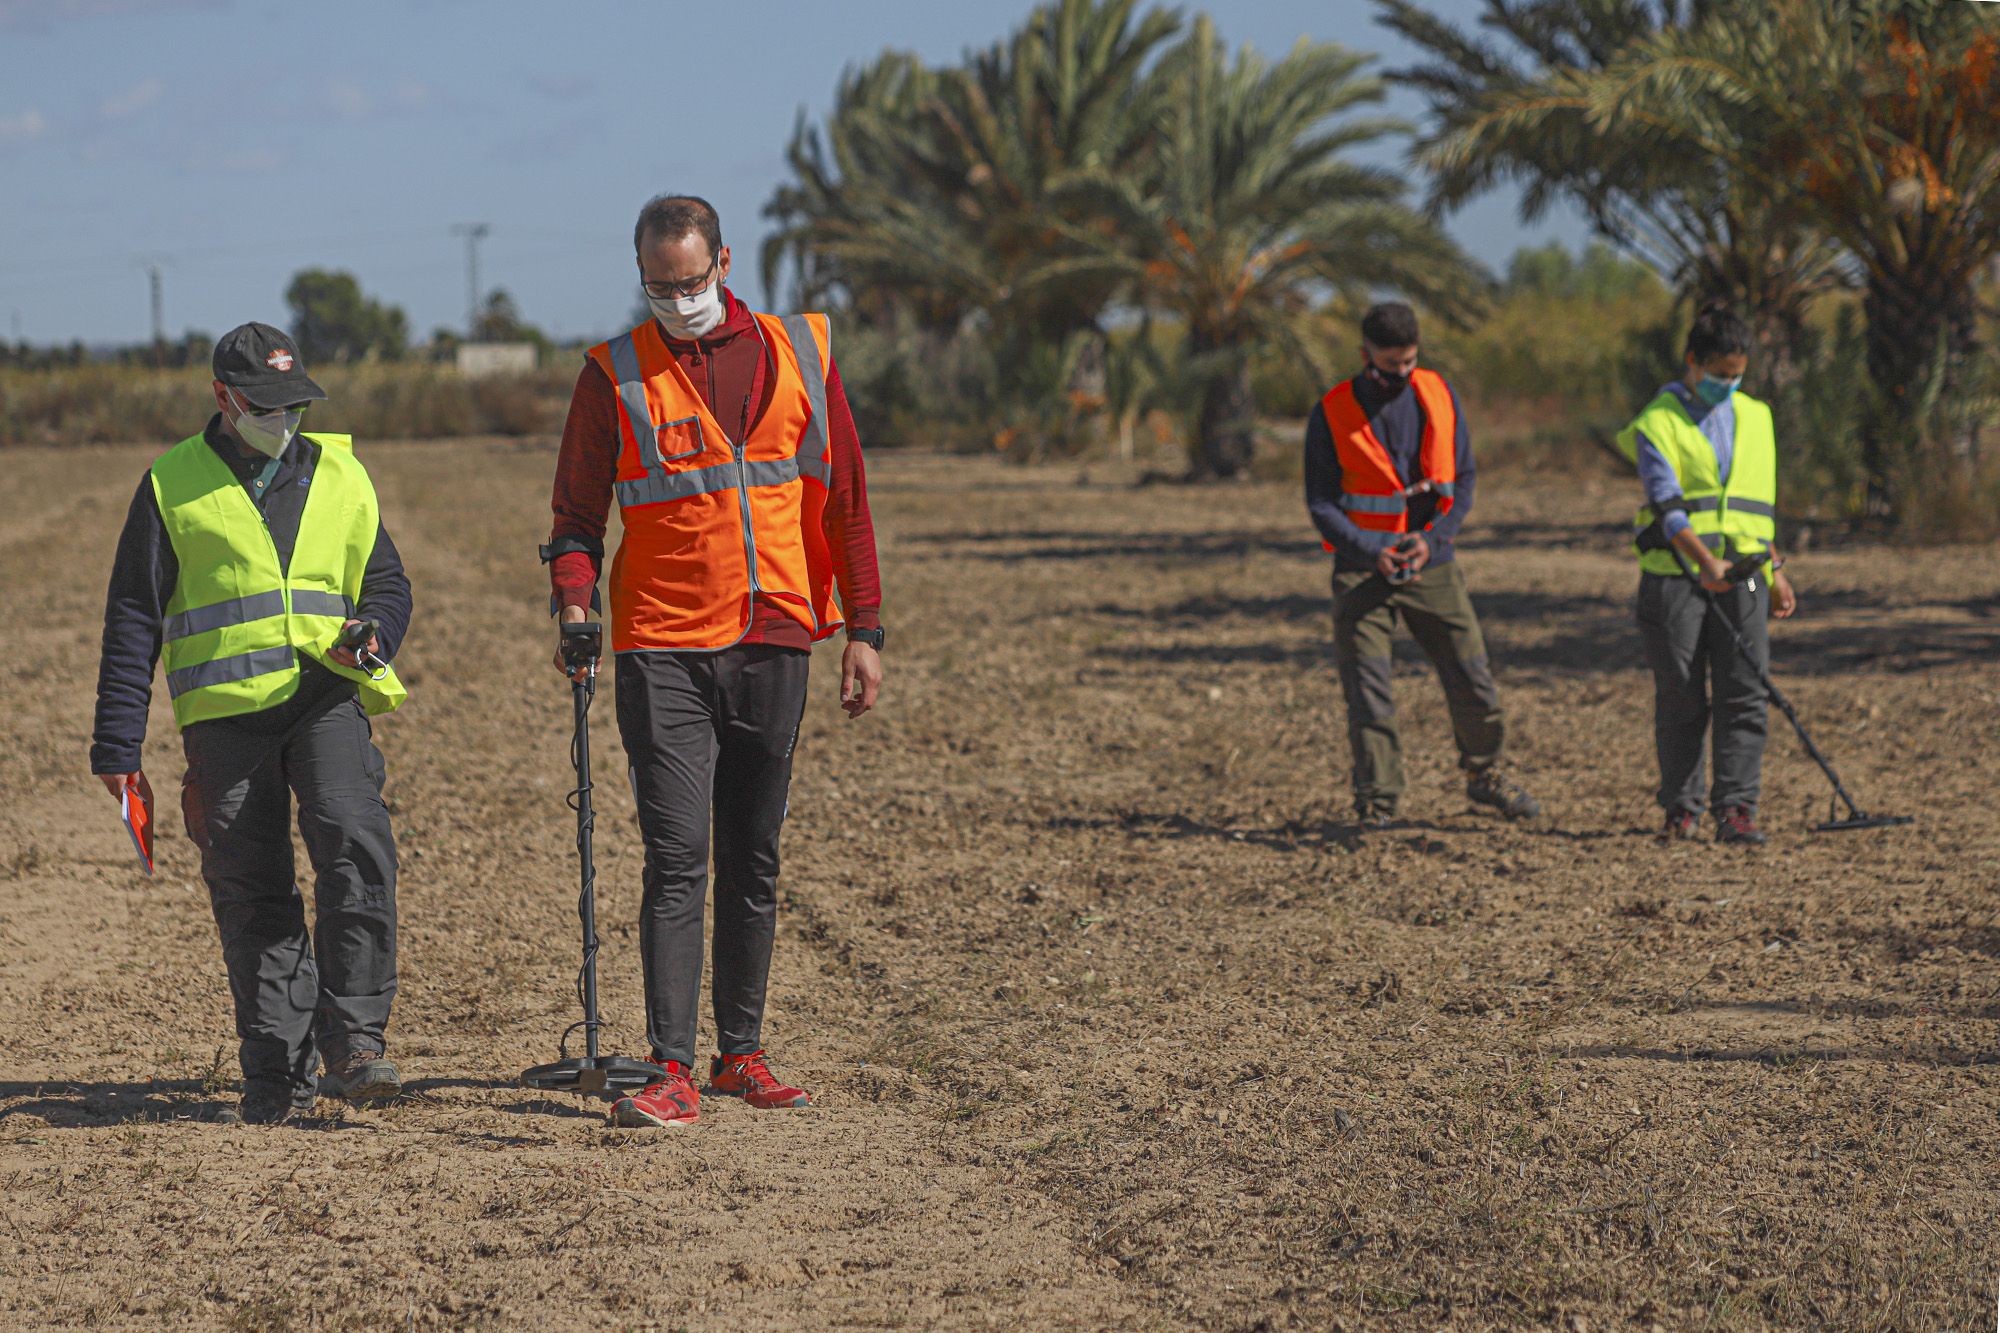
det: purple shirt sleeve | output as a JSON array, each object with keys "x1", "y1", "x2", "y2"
[{"x1": 1634, "y1": 428, "x2": 1692, "y2": 538}]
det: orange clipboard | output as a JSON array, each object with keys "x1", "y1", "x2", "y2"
[{"x1": 120, "y1": 780, "x2": 154, "y2": 876}]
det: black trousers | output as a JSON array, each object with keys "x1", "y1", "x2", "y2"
[
  {"x1": 1636, "y1": 571, "x2": 1771, "y2": 814},
  {"x1": 615, "y1": 646, "x2": 810, "y2": 1069},
  {"x1": 180, "y1": 693, "x2": 398, "y2": 1092}
]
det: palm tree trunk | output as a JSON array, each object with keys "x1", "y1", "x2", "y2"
[
  {"x1": 1190, "y1": 350, "x2": 1256, "y2": 481},
  {"x1": 1860, "y1": 263, "x2": 1981, "y2": 523}
]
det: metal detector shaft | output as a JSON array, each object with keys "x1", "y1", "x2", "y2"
[
  {"x1": 573, "y1": 667, "x2": 602, "y2": 1060},
  {"x1": 520, "y1": 629, "x2": 660, "y2": 1096},
  {"x1": 1667, "y1": 544, "x2": 1869, "y2": 822}
]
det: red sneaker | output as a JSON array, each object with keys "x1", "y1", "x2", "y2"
[
  {"x1": 707, "y1": 1051, "x2": 811, "y2": 1109},
  {"x1": 610, "y1": 1060, "x2": 700, "y2": 1128}
]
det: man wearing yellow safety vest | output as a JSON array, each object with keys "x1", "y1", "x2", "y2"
[
  {"x1": 1615, "y1": 303, "x2": 1797, "y2": 845},
  {"x1": 90, "y1": 323, "x2": 413, "y2": 1124},
  {"x1": 1305, "y1": 303, "x2": 1540, "y2": 827}
]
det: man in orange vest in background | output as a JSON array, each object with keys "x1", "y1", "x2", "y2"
[
  {"x1": 543, "y1": 194, "x2": 884, "y2": 1128},
  {"x1": 1304, "y1": 302, "x2": 1538, "y2": 828}
]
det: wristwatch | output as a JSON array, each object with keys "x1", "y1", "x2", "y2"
[{"x1": 848, "y1": 626, "x2": 885, "y2": 651}]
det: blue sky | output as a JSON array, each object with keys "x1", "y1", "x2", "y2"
[{"x1": 0, "y1": 0, "x2": 1588, "y2": 347}]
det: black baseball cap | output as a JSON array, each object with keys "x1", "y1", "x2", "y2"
[{"x1": 212, "y1": 322, "x2": 327, "y2": 408}]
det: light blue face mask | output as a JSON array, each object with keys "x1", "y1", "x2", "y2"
[{"x1": 1693, "y1": 373, "x2": 1742, "y2": 406}]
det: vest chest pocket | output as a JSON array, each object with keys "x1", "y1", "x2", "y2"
[{"x1": 651, "y1": 416, "x2": 707, "y2": 467}]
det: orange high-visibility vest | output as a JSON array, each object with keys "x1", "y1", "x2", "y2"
[
  {"x1": 587, "y1": 312, "x2": 844, "y2": 653},
  {"x1": 1317, "y1": 367, "x2": 1459, "y2": 546}
]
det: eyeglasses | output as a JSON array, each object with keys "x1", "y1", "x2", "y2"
[{"x1": 641, "y1": 260, "x2": 718, "y2": 302}]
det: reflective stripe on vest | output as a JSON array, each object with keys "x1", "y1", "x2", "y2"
[
  {"x1": 167, "y1": 644, "x2": 297, "y2": 699},
  {"x1": 1316, "y1": 368, "x2": 1459, "y2": 544},
  {"x1": 161, "y1": 587, "x2": 352, "y2": 644},
  {"x1": 151, "y1": 432, "x2": 408, "y2": 727},
  {"x1": 588, "y1": 312, "x2": 844, "y2": 652},
  {"x1": 1613, "y1": 390, "x2": 1778, "y2": 574}
]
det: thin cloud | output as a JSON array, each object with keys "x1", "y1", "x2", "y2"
[
  {"x1": 98, "y1": 77, "x2": 166, "y2": 121},
  {"x1": 326, "y1": 79, "x2": 373, "y2": 120},
  {"x1": 213, "y1": 146, "x2": 287, "y2": 174},
  {"x1": 0, "y1": 0, "x2": 225, "y2": 33},
  {"x1": 0, "y1": 108, "x2": 48, "y2": 145},
  {"x1": 527, "y1": 73, "x2": 595, "y2": 102},
  {"x1": 323, "y1": 77, "x2": 436, "y2": 121}
]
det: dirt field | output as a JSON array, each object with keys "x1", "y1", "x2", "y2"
[{"x1": 2, "y1": 439, "x2": 1995, "y2": 1330}]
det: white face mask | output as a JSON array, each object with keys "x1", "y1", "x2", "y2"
[
  {"x1": 229, "y1": 395, "x2": 304, "y2": 459},
  {"x1": 647, "y1": 279, "x2": 725, "y2": 340}
]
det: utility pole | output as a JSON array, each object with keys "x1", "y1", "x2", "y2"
[
  {"x1": 137, "y1": 255, "x2": 171, "y2": 366},
  {"x1": 450, "y1": 223, "x2": 490, "y2": 337}
]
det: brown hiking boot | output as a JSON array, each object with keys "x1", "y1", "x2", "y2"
[{"x1": 321, "y1": 1049, "x2": 401, "y2": 1104}]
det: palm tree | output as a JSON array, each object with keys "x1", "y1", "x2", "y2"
[
  {"x1": 1060, "y1": 16, "x2": 1485, "y2": 479},
  {"x1": 761, "y1": 0, "x2": 1179, "y2": 347},
  {"x1": 1375, "y1": 0, "x2": 1850, "y2": 390},
  {"x1": 1570, "y1": 0, "x2": 2000, "y2": 516}
]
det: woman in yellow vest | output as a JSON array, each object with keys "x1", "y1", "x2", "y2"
[
  {"x1": 90, "y1": 323, "x2": 412, "y2": 1125},
  {"x1": 1614, "y1": 303, "x2": 1798, "y2": 845}
]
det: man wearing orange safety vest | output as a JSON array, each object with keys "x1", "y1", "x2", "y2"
[
  {"x1": 1304, "y1": 302, "x2": 1539, "y2": 827},
  {"x1": 543, "y1": 195, "x2": 884, "y2": 1128}
]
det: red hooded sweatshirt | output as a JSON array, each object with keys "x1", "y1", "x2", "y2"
[{"x1": 546, "y1": 288, "x2": 882, "y2": 648}]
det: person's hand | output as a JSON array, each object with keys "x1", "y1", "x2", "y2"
[
  {"x1": 1401, "y1": 534, "x2": 1431, "y2": 574},
  {"x1": 1698, "y1": 556, "x2": 1733, "y2": 594},
  {"x1": 329, "y1": 619, "x2": 380, "y2": 669},
  {"x1": 1374, "y1": 542, "x2": 1420, "y2": 582},
  {"x1": 1771, "y1": 567, "x2": 1798, "y2": 619},
  {"x1": 840, "y1": 640, "x2": 882, "y2": 719},
  {"x1": 98, "y1": 769, "x2": 152, "y2": 811},
  {"x1": 555, "y1": 604, "x2": 591, "y2": 681}
]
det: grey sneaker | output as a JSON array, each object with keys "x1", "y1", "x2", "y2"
[
  {"x1": 1353, "y1": 799, "x2": 1398, "y2": 830},
  {"x1": 1467, "y1": 769, "x2": 1541, "y2": 820},
  {"x1": 321, "y1": 1050, "x2": 401, "y2": 1104},
  {"x1": 218, "y1": 1080, "x2": 316, "y2": 1126}
]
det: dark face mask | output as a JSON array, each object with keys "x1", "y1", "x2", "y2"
[{"x1": 1364, "y1": 360, "x2": 1411, "y2": 394}]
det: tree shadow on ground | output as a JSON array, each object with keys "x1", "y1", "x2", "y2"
[
  {"x1": 906, "y1": 529, "x2": 1313, "y2": 564},
  {"x1": 1554, "y1": 1041, "x2": 1996, "y2": 1067},
  {"x1": 0, "y1": 1076, "x2": 599, "y2": 1129},
  {"x1": 1047, "y1": 811, "x2": 1370, "y2": 853},
  {"x1": 0, "y1": 1078, "x2": 229, "y2": 1127},
  {"x1": 1078, "y1": 587, "x2": 1999, "y2": 677},
  {"x1": 1685, "y1": 997, "x2": 2000, "y2": 1021},
  {"x1": 1823, "y1": 921, "x2": 2000, "y2": 962}
]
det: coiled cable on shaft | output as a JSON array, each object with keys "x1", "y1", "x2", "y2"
[{"x1": 558, "y1": 671, "x2": 599, "y2": 1059}]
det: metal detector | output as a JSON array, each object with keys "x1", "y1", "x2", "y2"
[
  {"x1": 1668, "y1": 546, "x2": 1912, "y2": 833},
  {"x1": 520, "y1": 622, "x2": 661, "y2": 1095}
]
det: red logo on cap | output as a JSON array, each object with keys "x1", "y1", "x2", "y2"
[{"x1": 266, "y1": 349, "x2": 295, "y2": 371}]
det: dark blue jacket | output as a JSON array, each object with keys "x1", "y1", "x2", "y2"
[
  {"x1": 1304, "y1": 373, "x2": 1476, "y2": 572},
  {"x1": 90, "y1": 418, "x2": 412, "y2": 774}
]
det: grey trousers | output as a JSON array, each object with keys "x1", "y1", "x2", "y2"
[
  {"x1": 1332, "y1": 561, "x2": 1506, "y2": 808},
  {"x1": 180, "y1": 694, "x2": 398, "y2": 1092},
  {"x1": 615, "y1": 646, "x2": 810, "y2": 1069},
  {"x1": 1636, "y1": 571, "x2": 1771, "y2": 814}
]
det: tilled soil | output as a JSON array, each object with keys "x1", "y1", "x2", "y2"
[{"x1": 1, "y1": 441, "x2": 1995, "y2": 1331}]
